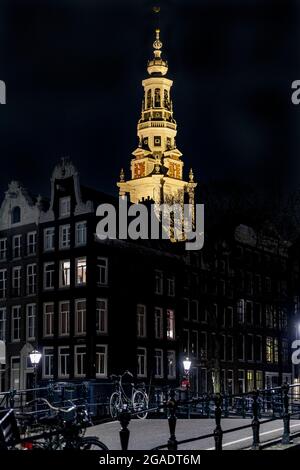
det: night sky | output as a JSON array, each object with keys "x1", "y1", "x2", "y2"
[{"x1": 0, "y1": 0, "x2": 300, "y2": 206}]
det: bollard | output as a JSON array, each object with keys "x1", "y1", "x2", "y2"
[
  {"x1": 213, "y1": 393, "x2": 223, "y2": 451},
  {"x1": 119, "y1": 405, "x2": 131, "y2": 451},
  {"x1": 167, "y1": 389, "x2": 178, "y2": 450},
  {"x1": 251, "y1": 390, "x2": 260, "y2": 450},
  {"x1": 282, "y1": 383, "x2": 291, "y2": 445}
]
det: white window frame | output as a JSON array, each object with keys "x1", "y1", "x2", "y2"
[
  {"x1": 42, "y1": 347, "x2": 54, "y2": 378},
  {"x1": 44, "y1": 227, "x2": 55, "y2": 252},
  {"x1": 154, "y1": 307, "x2": 163, "y2": 339},
  {"x1": 155, "y1": 270, "x2": 163, "y2": 295},
  {"x1": 154, "y1": 349, "x2": 164, "y2": 378},
  {"x1": 12, "y1": 266, "x2": 21, "y2": 296},
  {"x1": 43, "y1": 262, "x2": 55, "y2": 290},
  {"x1": 167, "y1": 275, "x2": 175, "y2": 297},
  {"x1": 74, "y1": 345, "x2": 86, "y2": 377},
  {"x1": 75, "y1": 299, "x2": 86, "y2": 336},
  {"x1": 166, "y1": 309, "x2": 175, "y2": 340},
  {"x1": 43, "y1": 302, "x2": 54, "y2": 338},
  {"x1": 11, "y1": 305, "x2": 21, "y2": 342},
  {"x1": 96, "y1": 298, "x2": 108, "y2": 334},
  {"x1": 59, "y1": 224, "x2": 71, "y2": 250},
  {"x1": 59, "y1": 196, "x2": 71, "y2": 218},
  {"x1": 26, "y1": 264, "x2": 37, "y2": 295},
  {"x1": 59, "y1": 301, "x2": 70, "y2": 337},
  {"x1": 26, "y1": 304, "x2": 36, "y2": 340},
  {"x1": 97, "y1": 257, "x2": 108, "y2": 286},
  {"x1": 137, "y1": 347, "x2": 147, "y2": 378},
  {"x1": 137, "y1": 304, "x2": 146, "y2": 338},
  {"x1": 75, "y1": 257, "x2": 87, "y2": 286},
  {"x1": 58, "y1": 346, "x2": 70, "y2": 378},
  {"x1": 0, "y1": 238, "x2": 7, "y2": 261},
  {"x1": 96, "y1": 344, "x2": 108, "y2": 378},
  {"x1": 75, "y1": 221, "x2": 87, "y2": 247},
  {"x1": 59, "y1": 260, "x2": 71, "y2": 288},
  {"x1": 27, "y1": 231, "x2": 37, "y2": 256},
  {"x1": 12, "y1": 235, "x2": 21, "y2": 259},
  {"x1": 0, "y1": 307, "x2": 6, "y2": 341},
  {"x1": 0, "y1": 269, "x2": 7, "y2": 299}
]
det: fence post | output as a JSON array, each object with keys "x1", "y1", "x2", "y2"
[
  {"x1": 282, "y1": 383, "x2": 291, "y2": 445},
  {"x1": 119, "y1": 405, "x2": 131, "y2": 451},
  {"x1": 251, "y1": 390, "x2": 260, "y2": 450},
  {"x1": 167, "y1": 389, "x2": 178, "y2": 451},
  {"x1": 213, "y1": 393, "x2": 223, "y2": 451}
]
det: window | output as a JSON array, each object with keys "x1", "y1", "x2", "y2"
[
  {"x1": 76, "y1": 257, "x2": 87, "y2": 285},
  {"x1": 254, "y1": 274, "x2": 262, "y2": 293},
  {"x1": 266, "y1": 337, "x2": 278, "y2": 363},
  {"x1": 137, "y1": 348, "x2": 147, "y2": 377},
  {"x1": 200, "y1": 307, "x2": 207, "y2": 323},
  {"x1": 0, "y1": 238, "x2": 7, "y2": 260},
  {"x1": 27, "y1": 231, "x2": 37, "y2": 255},
  {"x1": 167, "y1": 350, "x2": 176, "y2": 379},
  {"x1": 75, "y1": 221, "x2": 87, "y2": 246},
  {"x1": 96, "y1": 345, "x2": 108, "y2": 377},
  {"x1": 256, "y1": 371, "x2": 263, "y2": 390},
  {"x1": 26, "y1": 264, "x2": 37, "y2": 295},
  {"x1": 237, "y1": 299, "x2": 245, "y2": 324},
  {"x1": 59, "y1": 301, "x2": 70, "y2": 336},
  {"x1": 155, "y1": 270, "x2": 163, "y2": 295},
  {"x1": 96, "y1": 299, "x2": 108, "y2": 334},
  {"x1": 166, "y1": 309, "x2": 175, "y2": 340},
  {"x1": 246, "y1": 301, "x2": 253, "y2": 324},
  {"x1": 137, "y1": 305, "x2": 146, "y2": 338},
  {"x1": 247, "y1": 370, "x2": 254, "y2": 392},
  {"x1": 59, "y1": 196, "x2": 71, "y2": 218},
  {"x1": 154, "y1": 136, "x2": 161, "y2": 146},
  {"x1": 44, "y1": 227, "x2": 55, "y2": 251},
  {"x1": 75, "y1": 345, "x2": 86, "y2": 377},
  {"x1": 11, "y1": 206, "x2": 21, "y2": 224},
  {"x1": 167, "y1": 275, "x2": 175, "y2": 296},
  {"x1": 59, "y1": 225, "x2": 70, "y2": 249},
  {"x1": 26, "y1": 304, "x2": 36, "y2": 340},
  {"x1": 59, "y1": 260, "x2": 70, "y2": 288},
  {"x1": 12, "y1": 235, "x2": 21, "y2": 258},
  {"x1": 154, "y1": 307, "x2": 163, "y2": 339},
  {"x1": 191, "y1": 330, "x2": 198, "y2": 358},
  {"x1": 190, "y1": 300, "x2": 199, "y2": 322},
  {"x1": 238, "y1": 370, "x2": 245, "y2": 394},
  {"x1": 227, "y1": 336, "x2": 233, "y2": 361},
  {"x1": 238, "y1": 334, "x2": 245, "y2": 361},
  {"x1": 220, "y1": 335, "x2": 225, "y2": 361},
  {"x1": 200, "y1": 331, "x2": 207, "y2": 360},
  {"x1": 97, "y1": 258, "x2": 108, "y2": 285},
  {"x1": 247, "y1": 334, "x2": 254, "y2": 361},
  {"x1": 254, "y1": 303, "x2": 261, "y2": 326},
  {"x1": 183, "y1": 298, "x2": 189, "y2": 321},
  {"x1": 0, "y1": 308, "x2": 6, "y2": 341},
  {"x1": 226, "y1": 307, "x2": 233, "y2": 327},
  {"x1": 43, "y1": 347, "x2": 54, "y2": 378},
  {"x1": 255, "y1": 335, "x2": 262, "y2": 362},
  {"x1": 12, "y1": 266, "x2": 21, "y2": 296},
  {"x1": 11, "y1": 305, "x2": 21, "y2": 342},
  {"x1": 75, "y1": 299, "x2": 86, "y2": 335},
  {"x1": 44, "y1": 262, "x2": 55, "y2": 290},
  {"x1": 43, "y1": 303, "x2": 54, "y2": 337},
  {"x1": 154, "y1": 349, "x2": 164, "y2": 378},
  {"x1": 58, "y1": 347, "x2": 70, "y2": 378}
]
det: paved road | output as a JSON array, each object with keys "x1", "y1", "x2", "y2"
[{"x1": 86, "y1": 418, "x2": 300, "y2": 450}]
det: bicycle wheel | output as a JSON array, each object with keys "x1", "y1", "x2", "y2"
[
  {"x1": 133, "y1": 390, "x2": 148, "y2": 419},
  {"x1": 109, "y1": 392, "x2": 122, "y2": 419},
  {"x1": 79, "y1": 437, "x2": 109, "y2": 450}
]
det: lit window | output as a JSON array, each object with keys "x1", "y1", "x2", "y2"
[
  {"x1": 74, "y1": 345, "x2": 86, "y2": 377},
  {"x1": 59, "y1": 197, "x2": 71, "y2": 218},
  {"x1": 166, "y1": 309, "x2": 175, "y2": 340},
  {"x1": 75, "y1": 221, "x2": 87, "y2": 246},
  {"x1": 96, "y1": 345, "x2": 107, "y2": 377},
  {"x1": 59, "y1": 225, "x2": 70, "y2": 249},
  {"x1": 59, "y1": 260, "x2": 70, "y2": 288},
  {"x1": 76, "y1": 258, "x2": 87, "y2": 286},
  {"x1": 96, "y1": 299, "x2": 108, "y2": 334},
  {"x1": 137, "y1": 305, "x2": 146, "y2": 338},
  {"x1": 137, "y1": 348, "x2": 147, "y2": 377},
  {"x1": 247, "y1": 370, "x2": 254, "y2": 392},
  {"x1": 44, "y1": 227, "x2": 55, "y2": 251},
  {"x1": 75, "y1": 299, "x2": 86, "y2": 335},
  {"x1": 26, "y1": 304, "x2": 36, "y2": 340}
]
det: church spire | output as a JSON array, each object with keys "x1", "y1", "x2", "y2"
[{"x1": 147, "y1": 27, "x2": 168, "y2": 76}]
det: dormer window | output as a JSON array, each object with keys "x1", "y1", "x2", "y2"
[
  {"x1": 11, "y1": 206, "x2": 21, "y2": 224},
  {"x1": 59, "y1": 197, "x2": 71, "y2": 218}
]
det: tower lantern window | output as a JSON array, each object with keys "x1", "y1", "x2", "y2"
[{"x1": 154, "y1": 88, "x2": 161, "y2": 107}]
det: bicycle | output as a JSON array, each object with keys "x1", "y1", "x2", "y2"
[
  {"x1": 22, "y1": 398, "x2": 109, "y2": 450},
  {"x1": 109, "y1": 371, "x2": 148, "y2": 419}
]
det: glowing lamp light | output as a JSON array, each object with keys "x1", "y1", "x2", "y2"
[
  {"x1": 183, "y1": 357, "x2": 191, "y2": 373},
  {"x1": 29, "y1": 350, "x2": 42, "y2": 366}
]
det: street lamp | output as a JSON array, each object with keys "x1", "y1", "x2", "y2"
[
  {"x1": 29, "y1": 349, "x2": 42, "y2": 417},
  {"x1": 183, "y1": 357, "x2": 192, "y2": 419}
]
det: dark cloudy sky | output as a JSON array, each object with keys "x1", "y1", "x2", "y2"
[{"x1": 0, "y1": 0, "x2": 300, "y2": 203}]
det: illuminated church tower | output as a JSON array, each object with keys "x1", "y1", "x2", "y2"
[{"x1": 117, "y1": 28, "x2": 197, "y2": 208}]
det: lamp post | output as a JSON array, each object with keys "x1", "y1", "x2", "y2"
[
  {"x1": 183, "y1": 357, "x2": 192, "y2": 419},
  {"x1": 29, "y1": 349, "x2": 42, "y2": 417}
]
